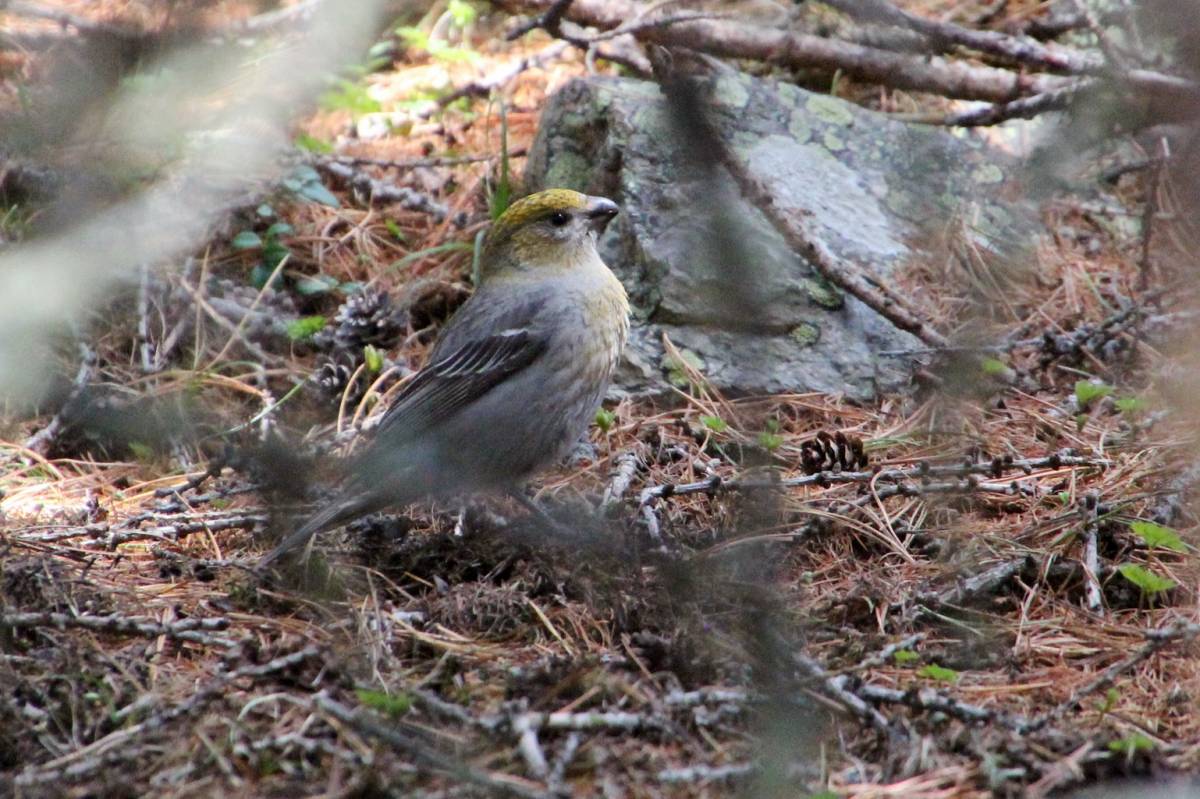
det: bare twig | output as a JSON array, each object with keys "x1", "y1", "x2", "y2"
[
  {"x1": 913, "y1": 81, "x2": 1088, "y2": 127},
  {"x1": 0, "y1": 611, "x2": 238, "y2": 648},
  {"x1": 435, "y1": 41, "x2": 569, "y2": 108},
  {"x1": 639, "y1": 453, "x2": 1109, "y2": 506},
  {"x1": 316, "y1": 160, "x2": 450, "y2": 220},
  {"x1": 821, "y1": 0, "x2": 1098, "y2": 73},
  {"x1": 1138, "y1": 137, "x2": 1170, "y2": 291},
  {"x1": 601, "y1": 451, "x2": 641, "y2": 508},
  {"x1": 1080, "y1": 492, "x2": 1104, "y2": 614}
]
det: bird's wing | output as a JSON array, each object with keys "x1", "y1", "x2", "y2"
[{"x1": 373, "y1": 326, "x2": 547, "y2": 442}]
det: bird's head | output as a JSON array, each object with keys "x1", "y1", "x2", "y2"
[{"x1": 481, "y1": 189, "x2": 619, "y2": 280}]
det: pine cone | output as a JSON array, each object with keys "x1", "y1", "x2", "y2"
[
  {"x1": 313, "y1": 359, "x2": 363, "y2": 405},
  {"x1": 332, "y1": 288, "x2": 403, "y2": 351}
]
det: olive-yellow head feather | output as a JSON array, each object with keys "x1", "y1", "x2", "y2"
[{"x1": 481, "y1": 189, "x2": 618, "y2": 278}]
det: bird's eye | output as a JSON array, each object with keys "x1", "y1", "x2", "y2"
[{"x1": 549, "y1": 211, "x2": 571, "y2": 227}]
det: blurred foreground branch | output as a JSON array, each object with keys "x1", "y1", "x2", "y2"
[{"x1": 499, "y1": 0, "x2": 1200, "y2": 122}]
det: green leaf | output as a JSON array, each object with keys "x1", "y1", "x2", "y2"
[
  {"x1": 490, "y1": 101, "x2": 512, "y2": 220},
  {"x1": 249, "y1": 263, "x2": 275, "y2": 290},
  {"x1": 663, "y1": 349, "x2": 704, "y2": 389},
  {"x1": 1115, "y1": 396, "x2": 1146, "y2": 415},
  {"x1": 892, "y1": 649, "x2": 919, "y2": 665},
  {"x1": 448, "y1": 0, "x2": 478, "y2": 27},
  {"x1": 980, "y1": 357, "x2": 1008, "y2": 376},
  {"x1": 700, "y1": 415, "x2": 729, "y2": 433},
  {"x1": 1075, "y1": 380, "x2": 1112, "y2": 409},
  {"x1": 265, "y1": 222, "x2": 295, "y2": 239},
  {"x1": 363, "y1": 344, "x2": 384, "y2": 373},
  {"x1": 294, "y1": 179, "x2": 341, "y2": 208},
  {"x1": 1107, "y1": 733, "x2": 1154, "y2": 756},
  {"x1": 1074, "y1": 412, "x2": 1089, "y2": 432},
  {"x1": 1117, "y1": 563, "x2": 1177, "y2": 594},
  {"x1": 354, "y1": 688, "x2": 411, "y2": 718},
  {"x1": 262, "y1": 241, "x2": 290, "y2": 270},
  {"x1": 286, "y1": 315, "x2": 327, "y2": 342},
  {"x1": 384, "y1": 219, "x2": 407, "y2": 242},
  {"x1": 319, "y1": 79, "x2": 382, "y2": 117},
  {"x1": 1057, "y1": 491, "x2": 1072, "y2": 506},
  {"x1": 294, "y1": 132, "x2": 333, "y2": 154},
  {"x1": 594, "y1": 407, "x2": 617, "y2": 433},
  {"x1": 1129, "y1": 520, "x2": 1186, "y2": 553},
  {"x1": 255, "y1": 203, "x2": 276, "y2": 219},
  {"x1": 231, "y1": 230, "x2": 262, "y2": 250},
  {"x1": 917, "y1": 664, "x2": 959, "y2": 683},
  {"x1": 758, "y1": 431, "x2": 784, "y2": 451},
  {"x1": 396, "y1": 26, "x2": 428, "y2": 48},
  {"x1": 295, "y1": 274, "x2": 340, "y2": 297},
  {"x1": 1096, "y1": 686, "x2": 1119, "y2": 714}
]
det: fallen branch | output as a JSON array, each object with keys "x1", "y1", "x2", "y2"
[
  {"x1": 0, "y1": 611, "x2": 238, "y2": 648},
  {"x1": 639, "y1": 453, "x2": 1109, "y2": 506},
  {"x1": 316, "y1": 160, "x2": 450, "y2": 220}
]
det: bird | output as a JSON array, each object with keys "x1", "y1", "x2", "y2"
[{"x1": 259, "y1": 189, "x2": 628, "y2": 569}]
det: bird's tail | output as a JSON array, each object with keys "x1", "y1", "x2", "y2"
[{"x1": 257, "y1": 493, "x2": 378, "y2": 571}]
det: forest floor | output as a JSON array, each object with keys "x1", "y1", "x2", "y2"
[{"x1": 2, "y1": 2, "x2": 1199, "y2": 798}]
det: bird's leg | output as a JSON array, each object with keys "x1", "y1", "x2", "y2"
[{"x1": 507, "y1": 488, "x2": 579, "y2": 539}]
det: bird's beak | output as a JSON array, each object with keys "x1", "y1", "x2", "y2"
[{"x1": 585, "y1": 196, "x2": 619, "y2": 234}]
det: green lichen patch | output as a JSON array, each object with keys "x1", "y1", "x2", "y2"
[
  {"x1": 790, "y1": 322, "x2": 821, "y2": 346},
  {"x1": 806, "y1": 94, "x2": 855, "y2": 127},
  {"x1": 802, "y1": 277, "x2": 844, "y2": 310}
]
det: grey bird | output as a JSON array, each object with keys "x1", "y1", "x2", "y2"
[{"x1": 259, "y1": 189, "x2": 628, "y2": 569}]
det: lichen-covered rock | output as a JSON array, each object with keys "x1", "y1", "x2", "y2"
[{"x1": 525, "y1": 72, "x2": 1036, "y2": 398}]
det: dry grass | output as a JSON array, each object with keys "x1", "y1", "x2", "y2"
[{"x1": 2, "y1": 3, "x2": 1200, "y2": 798}]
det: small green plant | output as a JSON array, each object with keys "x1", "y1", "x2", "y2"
[
  {"x1": 700, "y1": 415, "x2": 729, "y2": 434},
  {"x1": 663, "y1": 349, "x2": 704, "y2": 390},
  {"x1": 1074, "y1": 379, "x2": 1112, "y2": 410},
  {"x1": 916, "y1": 664, "x2": 959, "y2": 683},
  {"x1": 1116, "y1": 563, "x2": 1177, "y2": 595},
  {"x1": 233, "y1": 221, "x2": 294, "y2": 289},
  {"x1": 758, "y1": 431, "x2": 784, "y2": 451},
  {"x1": 396, "y1": 26, "x2": 480, "y2": 63},
  {"x1": 1107, "y1": 733, "x2": 1154, "y2": 758},
  {"x1": 489, "y1": 100, "x2": 512, "y2": 220},
  {"x1": 355, "y1": 688, "x2": 412, "y2": 718},
  {"x1": 892, "y1": 649, "x2": 919, "y2": 665},
  {"x1": 1096, "y1": 687, "x2": 1119, "y2": 717},
  {"x1": 283, "y1": 165, "x2": 340, "y2": 208},
  {"x1": 594, "y1": 407, "x2": 617, "y2": 433},
  {"x1": 980, "y1": 357, "x2": 1008, "y2": 376},
  {"x1": 319, "y1": 78, "x2": 382, "y2": 117},
  {"x1": 363, "y1": 344, "x2": 384, "y2": 373},
  {"x1": 286, "y1": 315, "x2": 327, "y2": 342},
  {"x1": 294, "y1": 132, "x2": 333, "y2": 154},
  {"x1": 1114, "y1": 395, "x2": 1146, "y2": 416},
  {"x1": 1129, "y1": 520, "x2": 1186, "y2": 553},
  {"x1": 384, "y1": 219, "x2": 407, "y2": 242}
]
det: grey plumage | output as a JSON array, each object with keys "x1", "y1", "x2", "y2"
[{"x1": 258, "y1": 190, "x2": 628, "y2": 569}]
